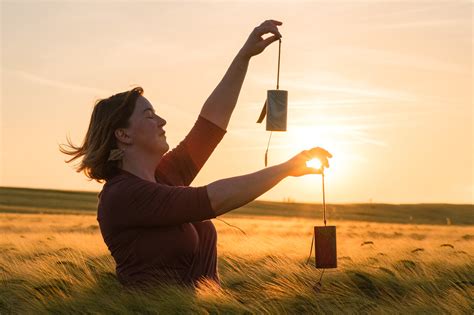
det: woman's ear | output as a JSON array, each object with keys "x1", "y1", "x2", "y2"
[{"x1": 114, "y1": 128, "x2": 133, "y2": 145}]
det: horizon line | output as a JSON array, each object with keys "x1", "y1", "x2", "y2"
[{"x1": 1, "y1": 185, "x2": 472, "y2": 206}]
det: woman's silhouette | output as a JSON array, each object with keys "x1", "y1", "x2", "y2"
[{"x1": 60, "y1": 20, "x2": 332, "y2": 291}]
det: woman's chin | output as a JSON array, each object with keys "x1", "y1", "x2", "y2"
[{"x1": 159, "y1": 142, "x2": 170, "y2": 153}]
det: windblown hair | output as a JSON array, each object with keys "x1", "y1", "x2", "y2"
[{"x1": 59, "y1": 86, "x2": 144, "y2": 183}]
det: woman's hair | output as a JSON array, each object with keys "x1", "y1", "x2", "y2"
[{"x1": 59, "y1": 86, "x2": 144, "y2": 183}]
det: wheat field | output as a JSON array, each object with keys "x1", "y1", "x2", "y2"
[{"x1": 1, "y1": 211, "x2": 473, "y2": 314}]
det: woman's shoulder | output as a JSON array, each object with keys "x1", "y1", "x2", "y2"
[
  {"x1": 99, "y1": 171, "x2": 140, "y2": 202},
  {"x1": 99, "y1": 169, "x2": 166, "y2": 201}
]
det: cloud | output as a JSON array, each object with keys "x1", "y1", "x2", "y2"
[
  {"x1": 5, "y1": 68, "x2": 111, "y2": 95},
  {"x1": 251, "y1": 74, "x2": 416, "y2": 102},
  {"x1": 241, "y1": 99, "x2": 378, "y2": 111},
  {"x1": 369, "y1": 18, "x2": 471, "y2": 30},
  {"x1": 333, "y1": 46, "x2": 469, "y2": 75}
]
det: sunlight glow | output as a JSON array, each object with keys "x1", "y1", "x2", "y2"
[
  {"x1": 280, "y1": 123, "x2": 362, "y2": 198},
  {"x1": 306, "y1": 158, "x2": 322, "y2": 170}
]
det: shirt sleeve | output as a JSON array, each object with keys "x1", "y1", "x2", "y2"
[
  {"x1": 155, "y1": 115, "x2": 226, "y2": 186},
  {"x1": 110, "y1": 177, "x2": 217, "y2": 228}
]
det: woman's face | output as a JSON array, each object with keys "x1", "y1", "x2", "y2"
[{"x1": 122, "y1": 95, "x2": 169, "y2": 156}]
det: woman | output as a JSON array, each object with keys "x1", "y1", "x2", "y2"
[{"x1": 60, "y1": 20, "x2": 332, "y2": 291}]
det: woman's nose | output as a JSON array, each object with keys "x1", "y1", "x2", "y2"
[{"x1": 156, "y1": 114, "x2": 166, "y2": 126}]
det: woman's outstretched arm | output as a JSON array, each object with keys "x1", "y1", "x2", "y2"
[
  {"x1": 199, "y1": 20, "x2": 283, "y2": 130},
  {"x1": 206, "y1": 147, "x2": 332, "y2": 216},
  {"x1": 207, "y1": 162, "x2": 290, "y2": 216}
]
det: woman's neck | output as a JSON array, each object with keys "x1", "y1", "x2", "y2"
[{"x1": 120, "y1": 150, "x2": 162, "y2": 183}]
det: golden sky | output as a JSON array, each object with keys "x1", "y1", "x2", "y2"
[{"x1": 1, "y1": 1, "x2": 472, "y2": 203}]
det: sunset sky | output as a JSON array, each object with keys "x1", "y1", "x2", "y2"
[{"x1": 1, "y1": 1, "x2": 472, "y2": 204}]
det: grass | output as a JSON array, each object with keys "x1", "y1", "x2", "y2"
[{"x1": 1, "y1": 211, "x2": 473, "y2": 314}]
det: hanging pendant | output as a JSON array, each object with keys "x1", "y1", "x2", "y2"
[
  {"x1": 256, "y1": 39, "x2": 287, "y2": 166},
  {"x1": 256, "y1": 90, "x2": 288, "y2": 131},
  {"x1": 314, "y1": 225, "x2": 337, "y2": 268},
  {"x1": 265, "y1": 90, "x2": 288, "y2": 131},
  {"x1": 314, "y1": 172, "x2": 337, "y2": 268}
]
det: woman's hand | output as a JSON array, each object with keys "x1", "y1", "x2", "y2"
[
  {"x1": 238, "y1": 19, "x2": 283, "y2": 60},
  {"x1": 283, "y1": 147, "x2": 333, "y2": 177}
]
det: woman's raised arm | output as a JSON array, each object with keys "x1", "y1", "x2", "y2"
[{"x1": 199, "y1": 20, "x2": 283, "y2": 131}]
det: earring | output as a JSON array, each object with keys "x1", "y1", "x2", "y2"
[{"x1": 107, "y1": 148, "x2": 124, "y2": 161}]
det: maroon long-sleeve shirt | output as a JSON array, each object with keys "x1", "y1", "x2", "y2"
[{"x1": 97, "y1": 115, "x2": 226, "y2": 288}]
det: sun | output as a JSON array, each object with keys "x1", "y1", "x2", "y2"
[
  {"x1": 306, "y1": 158, "x2": 322, "y2": 170},
  {"x1": 281, "y1": 124, "x2": 356, "y2": 177}
]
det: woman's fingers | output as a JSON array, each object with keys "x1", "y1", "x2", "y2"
[
  {"x1": 261, "y1": 34, "x2": 280, "y2": 48},
  {"x1": 302, "y1": 148, "x2": 332, "y2": 160},
  {"x1": 301, "y1": 151, "x2": 329, "y2": 168},
  {"x1": 314, "y1": 167, "x2": 324, "y2": 174},
  {"x1": 309, "y1": 147, "x2": 333, "y2": 158},
  {"x1": 323, "y1": 158, "x2": 330, "y2": 168},
  {"x1": 299, "y1": 148, "x2": 331, "y2": 170},
  {"x1": 306, "y1": 165, "x2": 323, "y2": 174},
  {"x1": 255, "y1": 27, "x2": 282, "y2": 39},
  {"x1": 255, "y1": 22, "x2": 282, "y2": 38},
  {"x1": 316, "y1": 157, "x2": 329, "y2": 168},
  {"x1": 259, "y1": 19, "x2": 283, "y2": 27},
  {"x1": 240, "y1": 19, "x2": 282, "y2": 58}
]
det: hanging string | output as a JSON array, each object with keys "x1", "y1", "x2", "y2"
[
  {"x1": 264, "y1": 131, "x2": 273, "y2": 167},
  {"x1": 322, "y1": 171, "x2": 327, "y2": 226},
  {"x1": 305, "y1": 232, "x2": 326, "y2": 291},
  {"x1": 306, "y1": 232, "x2": 314, "y2": 265},
  {"x1": 305, "y1": 169, "x2": 327, "y2": 291},
  {"x1": 215, "y1": 218, "x2": 247, "y2": 236},
  {"x1": 306, "y1": 170, "x2": 327, "y2": 263},
  {"x1": 277, "y1": 38, "x2": 281, "y2": 89}
]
